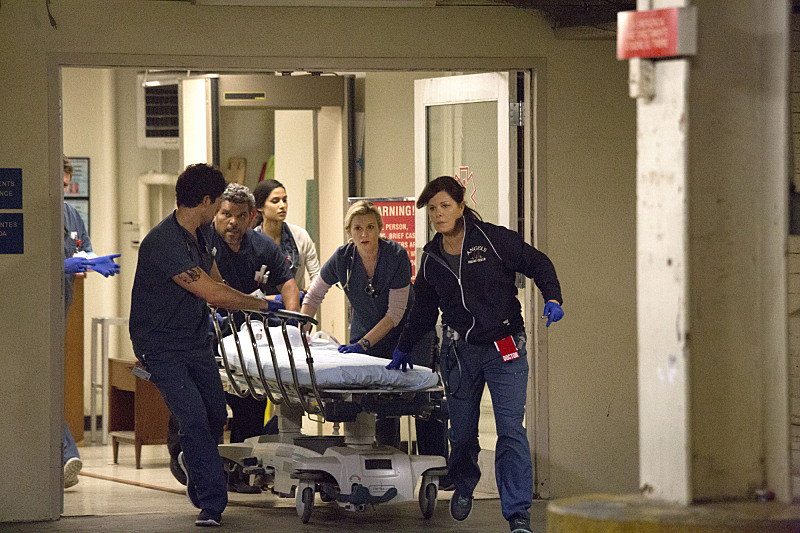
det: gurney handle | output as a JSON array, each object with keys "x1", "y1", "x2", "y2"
[{"x1": 271, "y1": 309, "x2": 318, "y2": 326}]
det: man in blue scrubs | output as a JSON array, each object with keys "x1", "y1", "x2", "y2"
[
  {"x1": 129, "y1": 164, "x2": 279, "y2": 527},
  {"x1": 212, "y1": 183, "x2": 300, "y2": 443},
  {"x1": 165, "y1": 182, "x2": 300, "y2": 493}
]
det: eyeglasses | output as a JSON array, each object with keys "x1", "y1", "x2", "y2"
[{"x1": 365, "y1": 281, "x2": 377, "y2": 298}]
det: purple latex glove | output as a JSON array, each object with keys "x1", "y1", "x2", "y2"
[
  {"x1": 385, "y1": 347, "x2": 413, "y2": 372},
  {"x1": 542, "y1": 301, "x2": 564, "y2": 327},
  {"x1": 64, "y1": 256, "x2": 90, "y2": 275},
  {"x1": 338, "y1": 342, "x2": 366, "y2": 354},
  {"x1": 267, "y1": 296, "x2": 284, "y2": 312},
  {"x1": 87, "y1": 254, "x2": 121, "y2": 277}
]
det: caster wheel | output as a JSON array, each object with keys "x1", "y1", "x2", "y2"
[
  {"x1": 419, "y1": 482, "x2": 437, "y2": 519},
  {"x1": 296, "y1": 484, "x2": 315, "y2": 523}
]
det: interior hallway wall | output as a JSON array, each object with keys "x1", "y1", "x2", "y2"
[
  {"x1": 62, "y1": 68, "x2": 122, "y2": 415},
  {"x1": 0, "y1": 1, "x2": 637, "y2": 521},
  {"x1": 364, "y1": 71, "x2": 450, "y2": 199},
  {"x1": 544, "y1": 40, "x2": 637, "y2": 496}
]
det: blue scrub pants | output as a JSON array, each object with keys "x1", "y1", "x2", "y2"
[
  {"x1": 63, "y1": 422, "x2": 80, "y2": 464},
  {"x1": 142, "y1": 346, "x2": 228, "y2": 515},
  {"x1": 441, "y1": 331, "x2": 532, "y2": 521}
]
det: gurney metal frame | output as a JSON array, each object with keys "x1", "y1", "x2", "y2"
[{"x1": 209, "y1": 306, "x2": 447, "y2": 524}]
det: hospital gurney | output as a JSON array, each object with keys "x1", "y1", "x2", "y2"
[{"x1": 210, "y1": 307, "x2": 448, "y2": 524}]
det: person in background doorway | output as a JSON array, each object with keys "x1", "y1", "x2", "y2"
[
  {"x1": 129, "y1": 163, "x2": 283, "y2": 527},
  {"x1": 62, "y1": 154, "x2": 121, "y2": 489},
  {"x1": 253, "y1": 179, "x2": 320, "y2": 292},
  {"x1": 388, "y1": 176, "x2": 564, "y2": 533},
  {"x1": 165, "y1": 182, "x2": 300, "y2": 493}
]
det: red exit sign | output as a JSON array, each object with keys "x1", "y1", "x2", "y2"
[{"x1": 617, "y1": 7, "x2": 696, "y2": 60}]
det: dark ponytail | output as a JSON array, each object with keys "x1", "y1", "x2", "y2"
[{"x1": 251, "y1": 179, "x2": 286, "y2": 229}]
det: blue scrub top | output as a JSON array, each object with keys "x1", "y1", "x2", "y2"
[
  {"x1": 254, "y1": 221, "x2": 300, "y2": 279},
  {"x1": 320, "y1": 238, "x2": 413, "y2": 358},
  {"x1": 212, "y1": 227, "x2": 293, "y2": 295},
  {"x1": 129, "y1": 212, "x2": 215, "y2": 356},
  {"x1": 64, "y1": 202, "x2": 92, "y2": 315}
]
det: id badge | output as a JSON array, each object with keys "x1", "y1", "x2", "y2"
[{"x1": 494, "y1": 335, "x2": 519, "y2": 362}]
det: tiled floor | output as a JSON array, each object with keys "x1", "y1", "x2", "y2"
[{"x1": 40, "y1": 439, "x2": 548, "y2": 532}]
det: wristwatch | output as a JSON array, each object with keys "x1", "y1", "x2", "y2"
[{"x1": 359, "y1": 338, "x2": 371, "y2": 350}]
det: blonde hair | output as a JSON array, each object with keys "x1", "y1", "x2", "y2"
[{"x1": 345, "y1": 200, "x2": 383, "y2": 233}]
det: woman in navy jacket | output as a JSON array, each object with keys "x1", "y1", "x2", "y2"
[{"x1": 389, "y1": 176, "x2": 564, "y2": 533}]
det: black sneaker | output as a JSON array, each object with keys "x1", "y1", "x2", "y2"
[
  {"x1": 178, "y1": 452, "x2": 201, "y2": 509},
  {"x1": 170, "y1": 455, "x2": 187, "y2": 486},
  {"x1": 449, "y1": 492, "x2": 473, "y2": 521},
  {"x1": 509, "y1": 515, "x2": 531, "y2": 533},
  {"x1": 195, "y1": 509, "x2": 222, "y2": 527}
]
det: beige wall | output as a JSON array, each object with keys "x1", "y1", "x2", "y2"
[
  {"x1": 62, "y1": 68, "x2": 123, "y2": 410},
  {"x1": 0, "y1": 0, "x2": 637, "y2": 521},
  {"x1": 364, "y1": 71, "x2": 451, "y2": 198},
  {"x1": 545, "y1": 41, "x2": 638, "y2": 495}
]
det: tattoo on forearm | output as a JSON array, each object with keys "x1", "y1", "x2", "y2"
[{"x1": 178, "y1": 267, "x2": 202, "y2": 283}]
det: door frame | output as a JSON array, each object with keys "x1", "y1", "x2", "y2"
[
  {"x1": 47, "y1": 54, "x2": 550, "y2": 503},
  {"x1": 411, "y1": 68, "x2": 551, "y2": 498}
]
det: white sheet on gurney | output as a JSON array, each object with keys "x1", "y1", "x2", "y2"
[{"x1": 219, "y1": 322, "x2": 440, "y2": 391}]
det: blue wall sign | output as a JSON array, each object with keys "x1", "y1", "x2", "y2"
[
  {"x1": 0, "y1": 213, "x2": 23, "y2": 254},
  {"x1": 0, "y1": 168, "x2": 22, "y2": 209}
]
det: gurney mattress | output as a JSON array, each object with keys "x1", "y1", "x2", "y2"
[{"x1": 219, "y1": 322, "x2": 439, "y2": 391}]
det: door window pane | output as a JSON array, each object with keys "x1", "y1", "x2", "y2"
[{"x1": 426, "y1": 101, "x2": 498, "y2": 235}]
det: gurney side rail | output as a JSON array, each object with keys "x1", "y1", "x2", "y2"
[
  {"x1": 239, "y1": 312, "x2": 279, "y2": 404},
  {"x1": 210, "y1": 306, "x2": 251, "y2": 399},
  {"x1": 274, "y1": 310, "x2": 323, "y2": 415},
  {"x1": 211, "y1": 306, "x2": 324, "y2": 416}
]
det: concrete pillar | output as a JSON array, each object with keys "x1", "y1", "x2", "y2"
[
  {"x1": 550, "y1": 2, "x2": 796, "y2": 529},
  {"x1": 637, "y1": 0, "x2": 790, "y2": 504}
]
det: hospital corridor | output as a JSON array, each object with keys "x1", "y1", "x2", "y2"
[{"x1": 4, "y1": 1, "x2": 800, "y2": 531}]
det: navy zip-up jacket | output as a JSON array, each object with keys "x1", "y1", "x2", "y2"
[{"x1": 397, "y1": 217, "x2": 563, "y2": 349}]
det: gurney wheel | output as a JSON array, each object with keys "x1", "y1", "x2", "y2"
[
  {"x1": 418, "y1": 482, "x2": 437, "y2": 519},
  {"x1": 297, "y1": 484, "x2": 315, "y2": 523}
]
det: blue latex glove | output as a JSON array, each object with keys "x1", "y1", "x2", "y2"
[
  {"x1": 543, "y1": 301, "x2": 564, "y2": 327},
  {"x1": 87, "y1": 254, "x2": 121, "y2": 277},
  {"x1": 338, "y1": 342, "x2": 366, "y2": 354},
  {"x1": 299, "y1": 291, "x2": 305, "y2": 304},
  {"x1": 64, "y1": 256, "x2": 90, "y2": 275},
  {"x1": 267, "y1": 296, "x2": 284, "y2": 312},
  {"x1": 208, "y1": 312, "x2": 226, "y2": 330},
  {"x1": 385, "y1": 347, "x2": 413, "y2": 372}
]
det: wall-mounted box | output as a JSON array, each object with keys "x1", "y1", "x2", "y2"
[{"x1": 136, "y1": 73, "x2": 180, "y2": 150}]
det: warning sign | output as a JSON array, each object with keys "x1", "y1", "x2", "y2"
[
  {"x1": 349, "y1": 197, "x2": 416, "y2": 279},
  {"x1": 617, "y1": 7, "x2": 697, "y2": 60}
]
